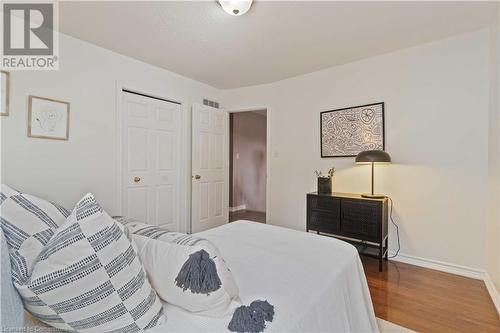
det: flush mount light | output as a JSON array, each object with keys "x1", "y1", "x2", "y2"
[{"x1": 218, "y1": 0, "x2": 253, "y2": 16}]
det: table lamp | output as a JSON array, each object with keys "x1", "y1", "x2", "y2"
[{"x1": 355, "y1": 150, "x2": 391, "y2": 198}]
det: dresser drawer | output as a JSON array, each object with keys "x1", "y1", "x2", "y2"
[
  {"x1": 307, "y1": 195, "x2": 340, "y2": 233},
  {"x1": 341, "y1": 199, "x2": 381, "y2": 241},
  {"x1": 307, "y1": 195, "x2": 341, "y2": 212},
  {"x1": 307, "y1": 210, "x2": 340, "y2": 233}
]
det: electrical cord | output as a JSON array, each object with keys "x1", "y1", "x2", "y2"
[{"x1": 386, "y1": 196, "x2": 400, "y2": 259}]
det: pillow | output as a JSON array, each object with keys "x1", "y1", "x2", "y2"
[
  {"x1": 115, "y1": 218, "x2": 226, "y2": 250},
  {"x1": 114, "y1": 217, "x2": 184, "y2": 243},
  {"x1": 115, "y1": 217, "x2": 240, "y2": 316},
  {"x1": 117, "y1": 218, "x2": 276, "y2": 332},
  {"x1": 0, "y1": 184, "x2": 20, "y2": 204},
  {"x1": 131, "y1": 232, "x2": 240, "y2": 317},
  {"x1": 14, "y1": 193, "x2": 164, "y2": 332},
  {"x1": 0, "y1": 187, "x2": 69, "y2": 284}
]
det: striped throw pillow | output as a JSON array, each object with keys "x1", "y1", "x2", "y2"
[
  {"x1": 113, "y1": 217, "x2": 183, "y2": 242},
  {"x1": 0, "y1": 186, "x2": 69, "y2": 284},
  {"x1": 0, "y1": 184, "x2": 20, "y2": 205},
  {"x1": 114, "y1": 217, "x2": 206, "y2": 246},
  {"x1": 14, "y1": 193, "x2": 164, "y2": 332}
]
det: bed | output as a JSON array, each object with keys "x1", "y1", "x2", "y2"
[
  {"x1": 8, "y1": 220, "x2": 379, "y2": 332},
  {"x1": 150, "y1": 221, "x2": 378, "y2": 332}
]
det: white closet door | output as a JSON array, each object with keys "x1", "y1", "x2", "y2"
[
  {"x1": 191, "y1": 103, "x2": 229, "y2": 233},
  {"x1": 121, "y1": 91, "x2": 181, "y2": 230}
]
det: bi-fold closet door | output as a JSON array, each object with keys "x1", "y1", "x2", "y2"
[{"x1": 121, "y1": 91, "x2": 181, "y2": 231}]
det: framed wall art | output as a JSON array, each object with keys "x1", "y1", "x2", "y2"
[
  {"x1": 320, "y1": 102, "x2": 384, "y2": 157},
  {"x1": 1, "y1": 71, "x2": 10, "y2": 116},
  {"x1": 28, "y1": 95, "x2": 70, "y2": 140}
]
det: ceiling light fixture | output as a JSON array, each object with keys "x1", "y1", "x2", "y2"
[{"x1": 218, "y1": 0, "x2": 253, "y2": 16}]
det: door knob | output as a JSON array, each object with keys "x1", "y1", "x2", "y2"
[
  {"x1": 133, "y1": 176, "x2": 141, "y2": 183},
  {"x1": 193, "y1": 175, "x2": 201, "y2": 180}
]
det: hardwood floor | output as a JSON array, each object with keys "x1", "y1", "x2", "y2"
[
  {"x1": 229, "y1": 210, "x2": 266, "y2": 223},
  {"x1": 362, "y1": 256, "x2": 500, "y2": 332}
]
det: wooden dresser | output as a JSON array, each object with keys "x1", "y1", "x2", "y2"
[{"x1": 307, "y1": 192, "x2": 388, "y2": 271}]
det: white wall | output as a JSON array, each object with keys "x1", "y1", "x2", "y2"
[
  {"x1": 0, "y1": 24, "x2": 496, "y2": 280},
  {"x1": 0, "y1": 32, "x2": 221, "y2": 231},
  {"x1": 485, "y1": 5, "x2": 500, "y2": 301},
  {"x1": 222, "y1": 30, "x2": 491, "y2": 270}
]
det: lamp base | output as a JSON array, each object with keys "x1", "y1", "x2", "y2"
[{"x1": 361, "y1": 193, "x2": 387, "y2": 199}]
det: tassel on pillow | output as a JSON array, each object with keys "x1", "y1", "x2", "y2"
[
  {"x1": 250, "y1": 300, "x2": 274, "y2": 322},
  {"x1": 228, "y1": 300, "x2": 275, "y2": 333},
  {"x1": 175, "y1": 249, "x2": 222, "y2": 294},
  {"x1": 228, "y1": 305, "x2": 266, "y2": 333}
]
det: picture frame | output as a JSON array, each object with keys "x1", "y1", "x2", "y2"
[
  {"x1": 28, "y1": 95, "x2": 70, "y2": 140},
  {"x1": 320, "y1": 102, "x2": 385, "y2": 157},
  {"x1": 1, "y1": 71, "x2": 10, "y2": 116}
]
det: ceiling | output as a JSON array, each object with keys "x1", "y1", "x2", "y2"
[{"x1": 59, "y1": 1, "x2": 496, "y2": 89}]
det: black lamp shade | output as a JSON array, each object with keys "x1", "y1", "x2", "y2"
[{"x1": 355, "y1": 150, "x2": 391, "y2": 164}]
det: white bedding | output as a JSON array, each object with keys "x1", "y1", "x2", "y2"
[{"x1": 146, "y1": 221, "x2": 379, "y2": 333}]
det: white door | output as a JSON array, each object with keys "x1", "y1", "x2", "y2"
[
  {"x1": 191, "y1": 103, "x2": 229, "y2": 233},
  {"x1": 121, "y1": 91, "x2": 181, "y2": 230}
]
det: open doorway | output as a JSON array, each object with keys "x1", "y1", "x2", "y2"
[{"x1": 229, "y1": 110, "x2": 267, "y2": 223}]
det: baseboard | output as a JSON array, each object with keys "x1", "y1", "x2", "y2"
[
  {"x1": 247, "y1": 209, "x2": 266, "y2": 214},
  {"x1": 229, "y1": 205, "x2": 246, "y2": 212},
  {"x1": 484, "y1": 273, "x2": 500, "y2": 316},
  {"x1": 388, "y1": 251, "x2": 500, "y2": 316},
  {"x1": 388, "y1": 251, "x2": 484, "y2": 280}
]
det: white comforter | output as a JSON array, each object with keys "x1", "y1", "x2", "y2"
[{"x1": 146, "y1": 221, "x2": 379, "y2": 333}]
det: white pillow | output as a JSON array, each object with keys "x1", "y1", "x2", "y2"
[
  {"x1": 132, "y1": 233, "x2": 240, "y2": 317},
  {"x1": 14, "y1": 193, "x2": 164, "y2": 332}
]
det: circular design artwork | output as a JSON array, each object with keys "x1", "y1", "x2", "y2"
[{"x1": 321, "y1": 103, "x2": 384, "y2": 157}]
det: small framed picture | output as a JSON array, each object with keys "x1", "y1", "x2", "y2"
[
  {"x1": 1, "y1": 71, "x2": 10, "y2": 116},
  {"x1": 28, "y1": 95, "x2": 70, "y2": 140}
]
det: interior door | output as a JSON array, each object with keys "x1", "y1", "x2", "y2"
[
  {"x1": 121, "y1": 91, "x2": 181, "y2": 230},
  {"x1": 191, "y1": 103, "x2": 229, "y2": 233}
]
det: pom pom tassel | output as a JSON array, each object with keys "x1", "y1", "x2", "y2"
[
  {"x1": 228, "y1": 300, "x2": 275, "y2": 333},
  {"x1": 175, "y1": 249, "x2": 221, "y2": 294},
  {"x1": 250, "y1": 300, "x2": 274, "y2": 322},
  {"x1": 228, "y1": 305, "x2": 266, "y2": 333}
]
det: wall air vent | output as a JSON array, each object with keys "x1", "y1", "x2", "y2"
[{"x1": 203, "y1": 98, "x2": 220, "y2": 109}]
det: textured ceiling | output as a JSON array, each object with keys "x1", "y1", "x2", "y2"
[{"x1": 59, "y1": 1, "x2": 496, "y2": 89}]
